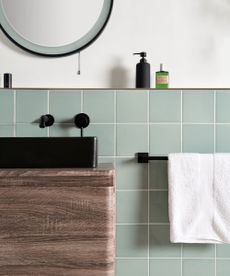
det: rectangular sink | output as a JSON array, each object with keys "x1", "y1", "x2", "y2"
[{"x1": 0, "y1": 137, "x2": 97, "y2": 168}]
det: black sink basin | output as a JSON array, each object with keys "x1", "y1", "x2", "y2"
[{"x1": 0, "y1": 137, "x2": 97, "y2": 168}]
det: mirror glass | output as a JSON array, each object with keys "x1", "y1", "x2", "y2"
[
  {"x1": 0, "y1": 0, "x2": 113, "y2": 56},
  {"x1": 2, "y1": 0, "x2": 104, "y2": 47}
]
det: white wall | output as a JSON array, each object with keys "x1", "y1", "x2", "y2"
[{"x1": 0, "y1": 0, "x2": 230, "y2": 88}]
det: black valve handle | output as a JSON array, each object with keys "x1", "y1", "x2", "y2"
[
  {"x1": 39, "y1": 114, "x2": 55, "y2": 128},
  {"x1": 74, "y1": 113, "x2": 90, "y2": 137}
]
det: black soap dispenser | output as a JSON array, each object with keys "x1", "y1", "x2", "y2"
[{"x1": 133, "y1": 52, "x2": 150, "y2": 88}]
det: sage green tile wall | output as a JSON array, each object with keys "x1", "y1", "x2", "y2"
[{"x1": 1, "y1": 89, "x2": 230, "y2": 276}]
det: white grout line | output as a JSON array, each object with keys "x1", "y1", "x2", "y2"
[
  {"x1": 116, "y1": 222, "x2": 170, "y2": 225},
  {"x1": 4, "y1": 121, "x2": 226, "y2": 126},
  {"x1": 116, "y1": 223, "x2": 148, "y2": 226},
  {"x1": 180, "y1": 243, "x2": 183, "y2": 275},
  {"x1": 180, "y1": 90, "x2": 183, "y2": 276},
  {"x1": 114, "y1": 91, "x2": 117, "y2": 276},
  {"x1": 114, "y1": 90, "x2": 117, "y2": 158},
  {"x1": 116, "y1": 257, "x2": 148, "y2": 260},
  {"x1": 1, "y1": 121, "x2": 230, "y2": 126},
  {"x1": 96, "y1": 122, "x2": 215, "y2": 125},
  {"x1": 214, "y1": 90, "x2": 216, "y2": 153},
  {"x1": 150, "y1": 257, "x2": 215, "y2": 260},
  {"x1": 7, "y1": 122, "x2": 215, "y2": 125},
  {"x1": 116, "y1": 189, "x2": 168, "y2": 192},
  {"x1": 147, "y1": 90, "x2": 150, "y2": 276},
  {"x1": 149, "y1": 222, "x2": 170, "y2": 225},
  {"x1": 81, "y1": 90, "x2": 84, "y2": 113},
  {"x1": 116, "y1": 256, "x2": 228, "y2": 260},
  {"x1": 214, "y1": 90, "x2": 217, "y2": 276},
  {"x1": 47, "y1": 90, "x2": 50, "y2": 113},
  {"x1": 13, "y1": 90, "x2": 16, "y2": 137},
  {"x1": 182, "y1": 122, "x2": 214, "y2": 125},
  {"x1": 47, "y1": 90, "x2": 50, "y2": 137},
  {"x1": 215, "y1": 241, "x2": 217, "y2": 276},
  {"x1": 147, "y1": 90, "x2": 150, "y2": 153}
]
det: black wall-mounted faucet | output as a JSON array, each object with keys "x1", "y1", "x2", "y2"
[
  {"x1": 39, "y1": 114, "x2": 55, "y2": 128},
  {"x1": 74, "y1": 113, "x2": 90, "y2": 137}
]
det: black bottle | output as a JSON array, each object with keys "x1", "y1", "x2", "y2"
[
  {"x1": 4, "y1": 73, "x2": 12, "y2": 88},
  {"x1": 133, "y1": 52, "x2": 150, "y2": 88}
]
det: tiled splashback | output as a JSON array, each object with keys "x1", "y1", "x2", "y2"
[{"x1": 1, "y1": 89, "x2": 230, "y2": 276}]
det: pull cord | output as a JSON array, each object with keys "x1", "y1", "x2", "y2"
[{"x1": 77, "y1": 52, "x2": 81, "y2": 75}]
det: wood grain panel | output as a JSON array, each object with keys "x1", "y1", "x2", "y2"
[{"x1": 0, "y1": 166, "x2": 115, "y2": 275}]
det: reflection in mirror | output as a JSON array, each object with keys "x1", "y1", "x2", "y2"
[{"x1": 2, "y1": 0, "x2": 104, "y2": 47}]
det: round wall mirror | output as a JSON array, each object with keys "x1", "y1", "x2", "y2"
[{"x1": 0, "y1": 0, "x2": 113, "y2": 57}]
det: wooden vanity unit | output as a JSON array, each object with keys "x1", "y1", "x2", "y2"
[{"x1": 0, "y1": 165, "x2": 115, "y2": 276}]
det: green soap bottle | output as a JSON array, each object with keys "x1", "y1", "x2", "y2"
[{"x1": 155, "y1": 63, "x2": 169, "y2": 89}]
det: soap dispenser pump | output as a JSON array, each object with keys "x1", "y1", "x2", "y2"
[{"x1": 133, "y1": 52, "x2": 150, "y2": 88}]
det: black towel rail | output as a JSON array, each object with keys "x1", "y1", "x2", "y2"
[{"x1": 137, "y1": 152, "x2": 168, "y2": 163}]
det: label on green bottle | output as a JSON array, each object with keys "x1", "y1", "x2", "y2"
[{"x1": 156, "y1": 75, "x2": 169, "y2": 85}]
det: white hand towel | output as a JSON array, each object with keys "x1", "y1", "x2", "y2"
[
  {"x1": 213, "y1": 154, "x2": 230, "y2": 243},
  {"x1": 168, "y1": 153, "x2": 230, "y2": 244}
]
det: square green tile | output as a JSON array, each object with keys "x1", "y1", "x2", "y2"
[
  {"x1": 149, "y1": 192, "x2": 169, "y2": 223},
  {"x1": 183, "y1": 244, "x2": 215, "y2": 258},
  {"x1": 49, "y1": 124, "x2": 80, "y2": 137},
  {"x1": 116, "y1": 225, "x2": 148, "y2": 257},
  {"x1": 216, "y1": 125, "x2": 230, "y2": 152},
  {"x1": 216, "y1": 91, "x2": 230, "y2": 123},
  {"x1": 183, "y1": 125, "x2": 214, "y2": 153},
  {"x1": 216, "y1": 244, "x2": 230, "y2": 257},
  {"x1": 150, "y1": 125, "x2": 181, "y2": 155},
  {"x1": 216, "y1": 260, "x2": 230, "y2": 276},
  {"x1": 0, "y1": 90, "x2": 14, "y2": 124},
  {"x1": 117, "y1": 90, "x2": 148, "y2": 123},
  {"x1": 116, "y1": 191, "x2": 148, "y2": 223},
  {"x1": 116, "y1": 158, "x2": 148, "y2": 190},
  {"x1": 85, "y1": 124, "x2": 114, "y2": 156},
  {"x1": 183, "y1": 90, "x2": 214, "y2": 123},
  {"x1": 149, "y1": 160, "x2": 168, "y2": 189},
  {"x1": 117, "y1": 125, "x2": 148, "y2": 156},
  {"x1": 50, "y1": 90, "x2": 81, "y2": 123},
  {"x1": 183, "y1": 260, "x2": 215, "y2": 276},
  {"x1": 16, "y1": 90, "x2": 48, "y2": 123},
  {"x1": 149, "y1": 225, "x2": 181, "y2": 257},
  {"x1": 150, "y1": 90, "x2": 181, "y2": 122},
  {"x1": 83, "y1": 90, "x2": 115, "y2": 123},
  {"x1": 150, "y1": 260, "x2": 181, "y2": 276},
  {"x1": 116, "y1": 259, "x2": 148, "y2": 276},
  {"x1": 0, "y1": 125, "x2": 14, "y2": 137},
  {"x1": 16, "y1": 124, "x2": 47, "y2": 137}
]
